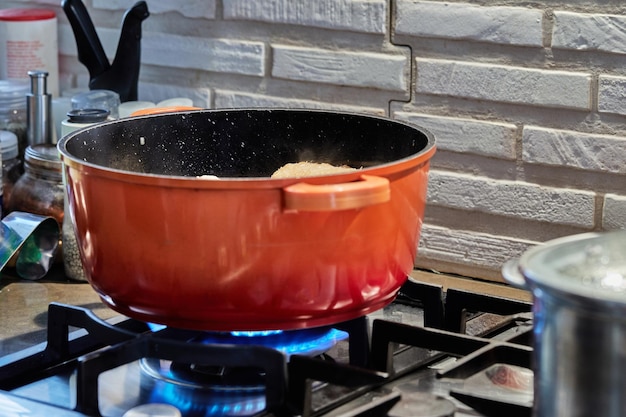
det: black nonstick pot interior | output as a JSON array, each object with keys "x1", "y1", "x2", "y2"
[{"x1": 62, "y1": 109, "x2": 434, "y2": 178}]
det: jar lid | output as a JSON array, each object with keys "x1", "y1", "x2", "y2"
[
  {"x1": 0, "y1": 79, "x2": 29, "y2": 110},
  {"x1": 24, "y1": 144, "x2": 61, "y2": 172},
  {"x1": 71, "y1": 90, "x2": 120, "y2": 119},
  {"x1": 67, "y1": 108, "x2": 110, "y2": 123},
  {"x1": 0, "y1": 9, "x2": 56, "y2": 21},
  {"x1": 0, "y1": 130, "x2": 18, "y2": 160}
]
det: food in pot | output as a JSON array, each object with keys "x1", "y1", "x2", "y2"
[
  {"x1": 271, "y1": 161, "x2": 358, "y2": 178},
  {"x1": 199, "y1": 162, "x2": 358, "y2": 180}
]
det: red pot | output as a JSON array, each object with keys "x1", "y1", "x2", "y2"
[{"x1": 57, "y1": 109, "x2": 436, "y2": 331}]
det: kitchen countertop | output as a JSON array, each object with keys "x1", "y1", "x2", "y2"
[
  {"x1": 409, "y1": 269, "x2": 531, "y2": 302},
  {"x1": 0, "y1": 265, "x2": 531, "y2": 358},
  {"x1": 0, "y1": 264, "x2": 117, "y2": 357}
]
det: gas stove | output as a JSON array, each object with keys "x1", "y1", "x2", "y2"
[{"x1": 0, "y1": 274, "x2": 533, "y2": 417}]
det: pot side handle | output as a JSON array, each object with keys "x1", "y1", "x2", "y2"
[
  {"x1": 283, "y1": 175, "x2": 390, "y2": 211},
  {"x1": 501, "y1": 258, "x2": 529, "y2": 290}
]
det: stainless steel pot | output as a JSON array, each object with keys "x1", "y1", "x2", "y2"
[{"x1": 503, "y1": 230, "x2": 626, "y2": 417}]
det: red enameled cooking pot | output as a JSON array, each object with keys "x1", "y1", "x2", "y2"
[{"x1": 57, "y1": 109, "x2": 436, "y2": 331}]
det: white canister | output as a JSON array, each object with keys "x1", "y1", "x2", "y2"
[{"x1": 0, "y1": 9, "x2": 59, "y2": 97}]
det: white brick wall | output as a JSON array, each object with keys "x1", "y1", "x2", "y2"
[
  {"x1": 417, "y1": 225, "x2": 536, "y2": 279},
  {"x1": 396, "y1": 1, "x2": 544, "y2": 46},
  {"x1": 94, "y1": 0, "x2": 217, "y2": 19},
  {"x1": 215, "y1": 90, "x2": 386, "y2": 115},
  {"x1": 145, "y1": 33, "x2": 266, "y2": 76},
  {"x1": 394, "y1": 112, "x2": 517, "y2": 159},
  {"x1": 552, "y1": 11, "x2": 626, "y2": 54},
  {"x1": 427, "y1": 170, "x2": 596, "y2": 227},
  {"x1": 523, "y1": 126, "x2": 626, "y2": 173},
  {"x1": 15, "y1": 0, "x2": 626, "y2": 281},
  {"x1": 415, "y1": 58, "x2": 592, "y2": 110},
  {"x1": 272, "y1": 45, "x2": 409, "y2": 91},
  {"x1": 223, "y1": 0, "x2": 387, "y2": 34},
  {"x1": 603, "y1": 194, "x2": 626, "y2": 230},
  {"x1": 599, "y1": 75, "x2": 626, "y2": 116}
]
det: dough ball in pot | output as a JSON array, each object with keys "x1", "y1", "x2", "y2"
[{"x1": 271, "y1": 161, "x2": 357, "y2": 178}]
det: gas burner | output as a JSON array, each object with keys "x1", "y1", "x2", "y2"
[
  {"x1": 0, "y1": 281, "x2": 535, "y2": 417},
  {"x1": 148, "y1": 325, "x2": 350, "y2": 359},
  {"x1": 140, "y1": 357, "x2": 267, "y2": 392},
  {"x1": 196, "y1": 327, "x2": 349, "y2": 358},
  {"x1": 140, "y1": 327, "x2": 348, "y2": 393}
]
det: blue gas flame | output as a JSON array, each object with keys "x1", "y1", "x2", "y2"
[
  {"x1": 148, "y1": 380, "x2": 266, "y2": 416},
  {"x1": 198, "y1": 327, "x2": 349, "y2": 357}
]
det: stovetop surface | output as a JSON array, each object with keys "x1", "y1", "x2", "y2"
[
  {"x1": 0, "y1": 267, "x2": 534, "y2": 417},
  {"x1": 0, "y1": 267, "x2": 116, "y2": 357}
]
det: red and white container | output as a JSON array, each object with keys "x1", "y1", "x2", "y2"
[{"x1": 0, "y1": 9, "x2": 59, "y2": 97}]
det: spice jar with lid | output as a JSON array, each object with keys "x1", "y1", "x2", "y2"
[
  {"x1": 6, "y1": 144, "x2": 63, "y2": 225},
  {"x1": 0, "y1": 129, "x2": 22, "y2": 213},
  {"x1": 0, "y1": 79, "x2": 28, "y2": 161},
  {"x1": 71, "y1": 90, "x2": 120, "y2": 119},
  {"x1": 61, "y1": 108, "x2": 110, "y2": 136}
]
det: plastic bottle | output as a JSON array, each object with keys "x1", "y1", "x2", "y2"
[{"x1": 0, "y1": 8, "x2": 59, "y2": 97}]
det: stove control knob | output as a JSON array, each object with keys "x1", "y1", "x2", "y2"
[{"x1": 123, "y1": 403, "x2": 182, "y2": 417}]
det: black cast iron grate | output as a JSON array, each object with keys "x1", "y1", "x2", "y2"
[
  {"x1": 0, "y1": 278, "x2": 534, "y2": 417},
  {"x1": 0, "y1": 302, "x2": 389, "y2": 417}
]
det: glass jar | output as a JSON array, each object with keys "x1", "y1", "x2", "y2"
[
  {"x1": 0, "y1": 129, "x2": 23, "y2": 213},
  {"x1": 6, "y1": 144, "x2": 63, "y2": 225},
  {"x1": 0, "y1": 79, "x2": 29, "y2": 161},
  {"x1": 62, "y1": 194, "x2": 86, "y2": 280},
  {"x1": 61, "y1": 108, "x2": 109, "y2": 281},
  {"x1": 71, "y1": 89, "x2": 120, "y2": 119},
  {"x1": 0, "y1": 146, "x2": 2, "y2": 218}
]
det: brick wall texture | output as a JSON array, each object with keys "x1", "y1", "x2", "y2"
[{"x1": 12, "y1": 0, "x2": 626, "y2": 281}]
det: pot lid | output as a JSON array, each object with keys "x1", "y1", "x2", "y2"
[
  {"x1": 0, "y1": 8, "x2": 56, "y2": 21},
  {"x1": 24, "y1": 144, "x2": 61, "y2": 172},
  {"x1": 518, "y1": 230, "x2": 626, "y2": 305}
]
